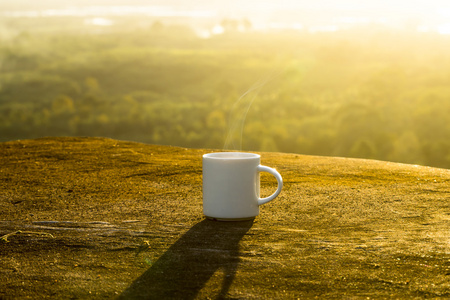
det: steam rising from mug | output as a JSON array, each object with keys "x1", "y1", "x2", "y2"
[{"x1": 223, "y1": 70, "x2": 281, "y2": 151}]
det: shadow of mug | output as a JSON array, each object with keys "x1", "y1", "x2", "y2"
[{"x1": 118, "y1": 219, "x2": 254, "y2": 299}]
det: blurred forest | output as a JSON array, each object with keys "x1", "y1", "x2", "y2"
[{"x1": 1, "y1": 17, "x2": 450, "y2": 168}]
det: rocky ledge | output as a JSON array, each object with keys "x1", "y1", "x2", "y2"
[{"x1": 1, "y1": 137, "x2": 449, "y2": 299}]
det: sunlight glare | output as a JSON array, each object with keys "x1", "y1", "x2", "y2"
[
  {"x1": 212, "y1": 25, "x2": 225, "y2": 35},
  {"x1": 85, "y1": 17, "x2": 113, "y2": 26},
  {"x1": 437, "y1": 23, "x2": 450, "y2": 35}
]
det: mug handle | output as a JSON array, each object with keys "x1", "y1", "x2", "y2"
[{"x1": 257, "y1": 165, "x2": 283, "y2": 205}]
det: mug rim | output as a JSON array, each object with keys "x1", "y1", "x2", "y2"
[{"x1": 203, "y1": 152, "x2": 260, "y2": 159}]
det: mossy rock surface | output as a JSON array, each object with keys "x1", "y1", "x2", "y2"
[{"x1": 1, "y1": 137, "x2": 449, "y2": 299}]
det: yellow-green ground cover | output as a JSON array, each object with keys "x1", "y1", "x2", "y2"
[{"x1": 1, "y1": 137, "x2": 449, "y2": 298}]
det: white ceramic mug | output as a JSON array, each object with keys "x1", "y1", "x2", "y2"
[{"x1": 202, "y1": 152, "x2": 283, "y2": 221}]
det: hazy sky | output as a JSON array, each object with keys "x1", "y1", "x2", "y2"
[
  {"x1": 2, "y1": 0, "x2": 450, "y2": 14},
  {"x1": 1, "y1": 0, "x2": 450, "y2": 29},
  {"x1": 213, "y1": 0, "x2": 450, "y2": 22}
]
